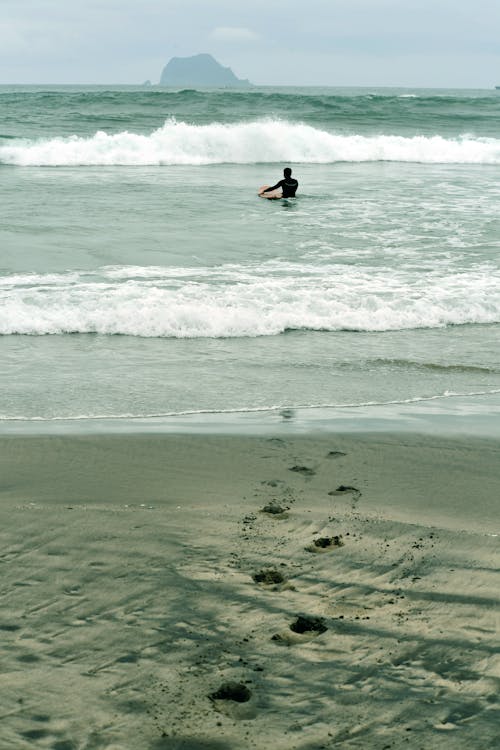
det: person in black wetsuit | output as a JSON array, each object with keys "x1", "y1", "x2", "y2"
[{"x1": 261, "y1": 167, "x2": 298, "y2": 198}]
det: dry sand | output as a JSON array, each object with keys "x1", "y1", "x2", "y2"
[{"x1": 0, "y1": 432, "x2": 499, "y2": 749}]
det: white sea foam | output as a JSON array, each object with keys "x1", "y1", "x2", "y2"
[
  {"x1": 1, "y1": 262, "x2": 500, "y2": 337},
  {"x1": 3, "y1": 119, "x2": 500, "y2": 166}
]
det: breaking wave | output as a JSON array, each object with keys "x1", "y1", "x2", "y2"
[{"x1": 2, "y1": 118, "x2": 500, "y2": 166}]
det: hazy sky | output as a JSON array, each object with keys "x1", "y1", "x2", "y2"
[{"x1": 1, "y1": 0, "x2": 500, "y2": 87}]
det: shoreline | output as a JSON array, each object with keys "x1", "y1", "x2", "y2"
[
  {"x1": 1, "y1": 389, "x2": 500, "y2": 438},
  {"x1": 1, "y1": 431, "x2": 499, "y2": 748}
]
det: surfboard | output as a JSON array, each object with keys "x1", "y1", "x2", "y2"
[{"x1": 258, "y1": 185, "x2": 283, "y2": 200}]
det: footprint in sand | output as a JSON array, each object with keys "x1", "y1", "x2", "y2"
[
  {"x1": 290, "y1": 615, "x2": 328, "y2": 635},
  {"x1": 305, "y1": 535, "x2": 344, "y2": 553},
  {"x1": 252, "y1": 569, "x2": 287, "y2": 585},
  {"x1": 210, "y1": 682, "x2": 251, "y2": 703},
  {"x1": 329, "y1": 485, "x2": 361, "y2": 501},
  {"x1": 272, "y1": 614, "x2": 328, "y2": 645},
  {"x1": 289, "y1": 465, "x2": 316, "y2": 477},
  {"x1": 266, "y1": 437, "x2": 287, "y2": 447},
  {"x1": 260, "y1": 502, "x2": 289, "y2": 518},
  {"x1": 260, "y1": 479, "x2": 285, "y2": 488},
  {"x1": 326, "y1": 451, "x2": 346, "y2": 459},
  {"x1": 209, "y1": 682, "x2": 257, "y2": 720}
]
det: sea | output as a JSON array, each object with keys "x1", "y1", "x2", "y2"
[{"x1": 1, "y1": 85, "x2": 500, "y2": 435}]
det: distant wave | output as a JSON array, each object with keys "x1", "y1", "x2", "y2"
[
  {"x1": 3, "y1": 118, "x2": 500, "y2": 166},
  {"x1": 1, "y1": 263, "x2": 500, "y2": 337},
  {"x1": 366, "y1": 359, "x2": 499, "y2": 375}
]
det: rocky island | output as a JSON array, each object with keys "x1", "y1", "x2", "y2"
[{"x1": 159, "y1": 53, "x2": 251, "y2": 88}]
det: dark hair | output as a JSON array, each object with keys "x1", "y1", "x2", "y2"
[{"x1": 284, "y1": 167, "x2": 292, "y2": 178}]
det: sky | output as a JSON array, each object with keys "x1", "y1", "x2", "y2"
[{"x1": 1, "y1": 0, "x2": 500, "y2": 87}]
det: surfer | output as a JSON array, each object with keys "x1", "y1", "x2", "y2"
[{"x1": 260, "y1": 167, "x2": 298, "y2": 198}]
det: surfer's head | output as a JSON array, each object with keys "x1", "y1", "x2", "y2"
[{"x1": 284, "y1": 167, "x2": 292, "y2": 178}]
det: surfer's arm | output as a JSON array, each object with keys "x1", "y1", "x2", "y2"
[{"x1": 262, "y1": 180, "x2": 284, "y2": 193}]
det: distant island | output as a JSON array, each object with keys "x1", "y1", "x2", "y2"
[{"x1": 159, "y1": 53, "x2": 251, "y2": 88}]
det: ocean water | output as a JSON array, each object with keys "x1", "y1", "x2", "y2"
[{"x1": 1, "y1": 85, "x2": 500, "y2": 431}]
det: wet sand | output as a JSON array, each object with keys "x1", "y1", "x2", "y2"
[{"x1": 0, "y1": 433, "x2": 499, "y2": 749}]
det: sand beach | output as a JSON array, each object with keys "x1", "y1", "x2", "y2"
[{"x1": 1, "y1": 431, "x2": 498, "y2": 749}]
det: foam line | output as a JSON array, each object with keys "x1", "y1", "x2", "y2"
[{"x1": 1, "y1": 262, "x2": 500, "y2": 336}]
